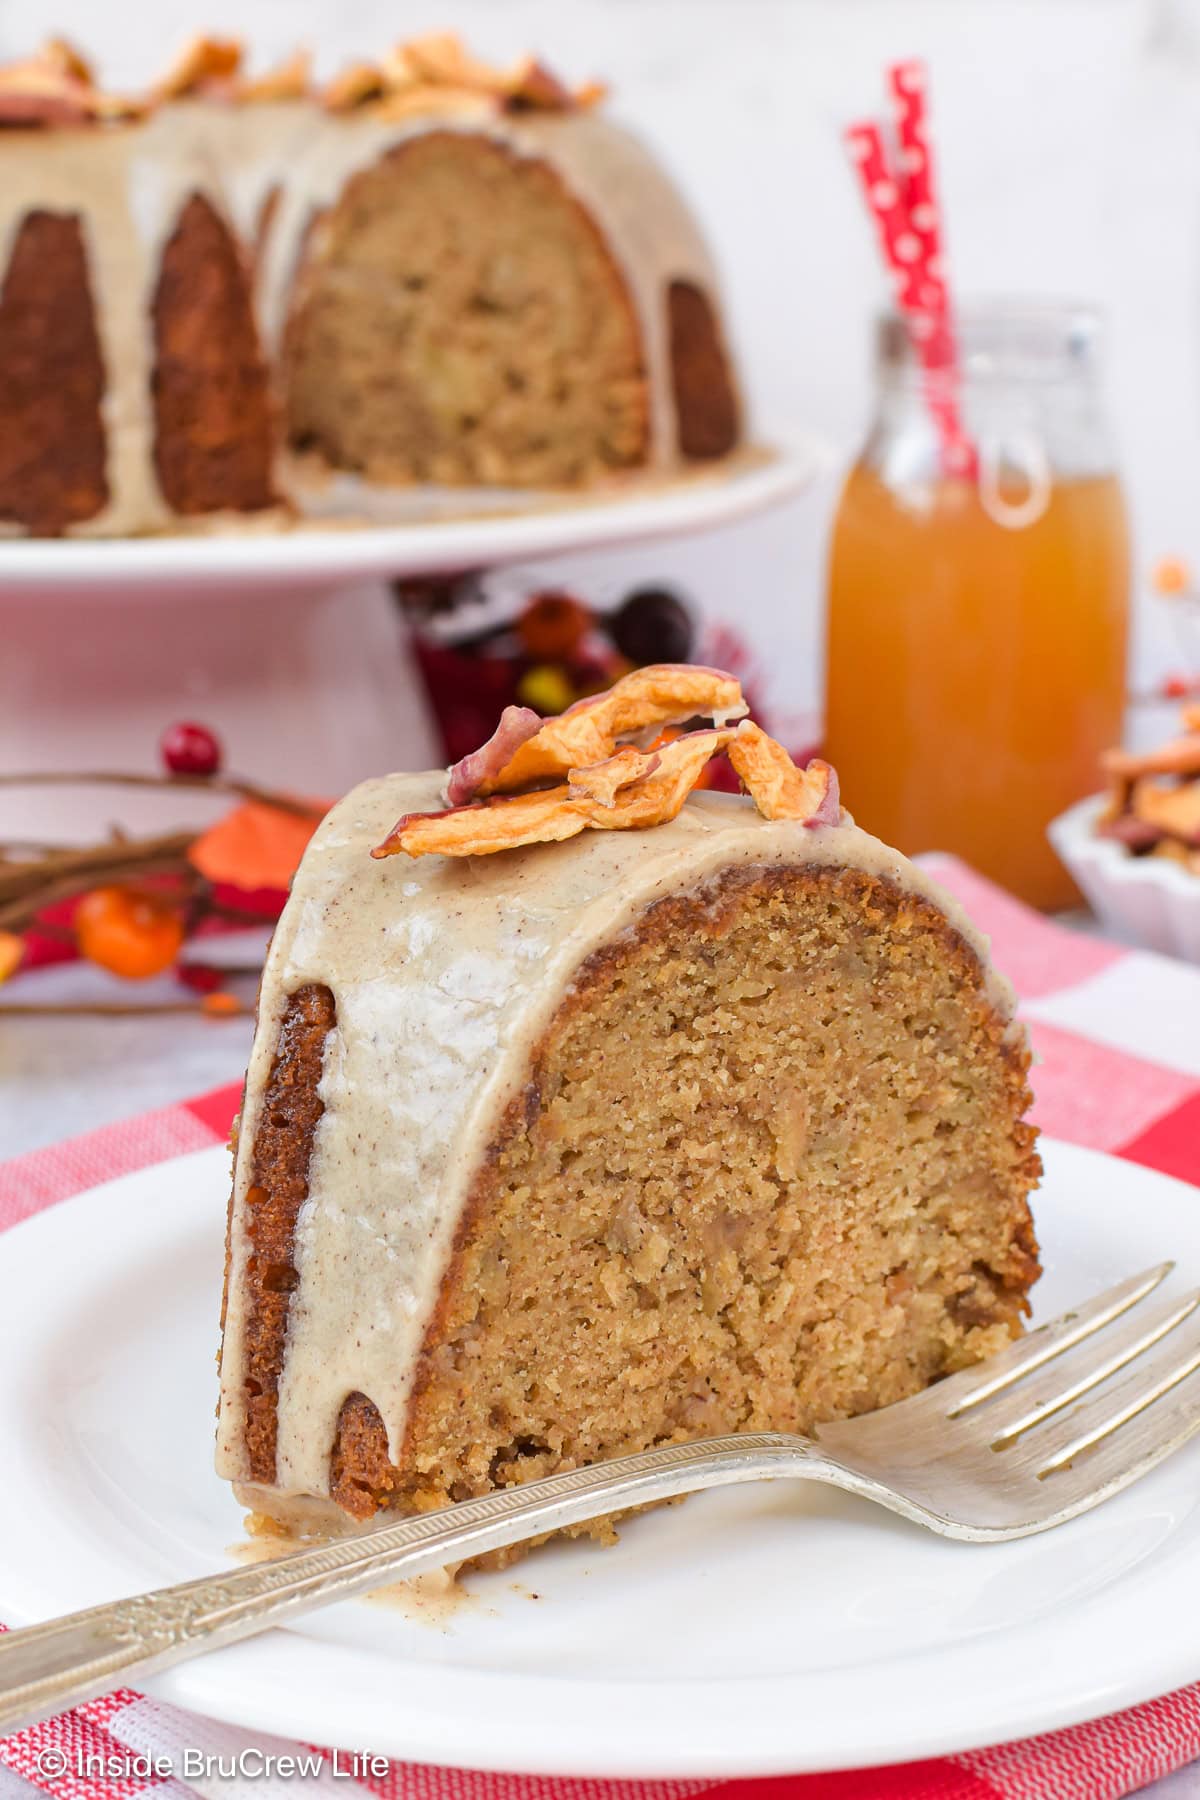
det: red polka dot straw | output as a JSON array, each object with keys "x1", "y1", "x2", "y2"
[{"x1": 844, "y1": 61, "x2": 976, "y2": 478}]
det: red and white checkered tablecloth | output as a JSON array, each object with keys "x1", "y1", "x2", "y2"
[{"x1": 1, "y1": 856, "x2": 1199, "y2": 1800}]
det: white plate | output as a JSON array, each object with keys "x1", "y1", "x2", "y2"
[
  {"x1": 0, "y1": 440, "x2": 820, "y2": 597},
  {"x1": 0, "y1": 1139, "x2": 1198, "y2": 1778}
]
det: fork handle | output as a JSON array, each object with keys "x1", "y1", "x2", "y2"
[{"x1": 0, "y1": 1432, "x2": 836, "y2": 1735}]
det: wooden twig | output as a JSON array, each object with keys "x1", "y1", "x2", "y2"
[
  {"x1": 0, "y1": 769, "x2": 323, "y2": 820},
  {"x1": 0, "y1": 839, "x2": 198, "y2": 931},
  {"x1": 0, "y1": 830, "x2": 196, "y2": 901}
]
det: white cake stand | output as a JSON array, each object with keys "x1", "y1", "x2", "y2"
[{"x1": 1, "y1": 438, "x2": 820, "y2": 841}]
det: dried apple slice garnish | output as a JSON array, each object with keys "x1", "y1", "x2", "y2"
[
  {"x1": 395, "y1": 33, "x2": 505, "y2": 92},
  {"x1": 0, "y1": 44, "x2": 141, "y2": 123},
  {"x1": 41, "y1": 38, "x2": 93, "y2": 84},
  {"x1": 322, "y1": 60, "x2": 385, "y2": 111},
  {"x1": 237, "y1": 49, "x2": 312, "y2": 103},
  {"x1": 1102, "y1": 736, "x2": 1200, "y2": 783},
  {"x1": 1130, "y1": 778, "x2": 1200, "y2": 844},
  {"x1": 460, "y1": 664, "x2": 746, "y2": 799},
  {"x1": 728, "y1": 722, "x2": 842, "y2": 825},
  {"x1": 504, "y1": 55, "x2": 573, "y2": 109},
  {"x1": 322, "y1": 35, "x2": 595, "y2": 115},
  {"x1": 374, "y1": 690, "x2": 842, "y2": 861},
  {"x1": 587, "y1": 730, "x2": 734, "y2": 829},
  {"x1": 445, "y1": 705, "x2": 542, "y2": 806},
  {"x1": 567, "y1": 746, "x2": 660, "y2": 809},
  {"x1": 373, "y1": 730, "x2": 735, "y2": 860},
  {"x1": 0, "y1": 64, "x2": 94, "y2": 124},
  {"x1": 154, "y1": 36, "x2": 243, "y2": 101},
  {"x1": 373, "y1": 787, "x2": 591, "y2": 860}
]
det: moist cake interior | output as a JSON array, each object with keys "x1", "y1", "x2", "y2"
[{"x1": 284, "y1": 132, "x2": 650, "y2": 489}]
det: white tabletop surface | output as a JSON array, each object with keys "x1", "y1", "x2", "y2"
[{"x1": 1, "y1": 951, "x2": 260, "y2": 1161}]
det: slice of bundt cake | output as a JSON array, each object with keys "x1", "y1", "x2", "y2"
[{"x1": 216, "y1": 668, "x2": 1040, "y2": 1543}]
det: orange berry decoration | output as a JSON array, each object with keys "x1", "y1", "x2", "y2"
[
  {"x1": 75, "y1": 886, "x2": 185, "y2": 980},
  {"x1": 1151, "y1": 556, "x2": 1192, "y2": 597},
  {"x1": 516, "y1": 590, "x2": 592, "y2": 660},
  {"x1": 0, "y1": 930, "x2": 23, "y2": 984},
  {"x1": 201, "y1": 990, "x2": 244, "y2": 1017}
]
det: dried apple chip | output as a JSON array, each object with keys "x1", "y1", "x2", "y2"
[
  {"x1": 445, "y1": 706, "x2": 542, "y2": 806},
  {"x1": 373, "y1": 690, "x2": 842, "y2": 862},
  {"x1": 41, "y1": 37, "x2": 93, "y2": 85},
  {"x1": 1103, "y1": 737, "x2": 1200, "y2": 783},
  {"x1": 324, "y1": 34, "x2": 592, "y2": 116},
  {"x1": 237, "y1": 49, "x2": 312, "y2": 103},
  {"x1": 399, "y1": 33, "x2": 505, "y2": 92},
  {"x1": 464, "y1": 664, "x2": 746, "y2": 798},
  {"x1": 154, "y1": 36, "x2": 243, "y2": 101},
  {"x1": 504, "y1": 55, "x2": 573, "y2": 109},
  {"x1": 373, "y1": 788, "x2": 588, "y2": 860},
  {"x1": 1131, "y1": 778, "x2": 1200, "y2": 845},
  {"x1": 0, "y1": 68, "x2": 93, "y2": 124},
  {"x1": 375, "y1": 730, "x2": 736, "y2": 859},
  {"x1": 0, "y1": 44, "x2": 132, "y2": 124},
  {"x1": 567, "y1": 747, "x2": 660, "y2": 808},
  {"x1": 585, "y1": 729, "x2": 735, "y2": 829},
  {"x1": 323, "y1": 61, "x2": 384, "y2": 111},
  {"x1": 728, "y1": 722, "x2": 842, "y2": 826}
]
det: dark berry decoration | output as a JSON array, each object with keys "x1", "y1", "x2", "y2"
[
  {"x1": 161, "y1": 720, "x2": 223, "y2": 777},
  {"x1": 607, "y1": 587, "x2": 695, "y2": 666}
]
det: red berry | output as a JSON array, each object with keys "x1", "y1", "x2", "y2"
[
  {"x1": 1163, "y1": 674, "x2": 1192, "y2": 700},
  {"x1": 161, "y1": 720, "x2": 222, "y2": 777},
  {"x1": 176, "y1": 961, "x2": 223, "y2": 994}
]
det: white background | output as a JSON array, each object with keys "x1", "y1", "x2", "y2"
[{"x1": 2, "y1": 0, "x2": 1198, "y2": 728}]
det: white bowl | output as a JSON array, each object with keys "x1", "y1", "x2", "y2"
[{"x1": 1049, "y1": 793, "x2": 1200, "y2": 962}]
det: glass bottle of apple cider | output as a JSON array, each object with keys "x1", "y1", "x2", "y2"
[{"x1": 824, "y1": 304, "x2": 1130, "y2": 910}]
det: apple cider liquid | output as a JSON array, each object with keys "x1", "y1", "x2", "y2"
[{"x1": 824, "y1": 307, "x2": 1130, "y2": 911}]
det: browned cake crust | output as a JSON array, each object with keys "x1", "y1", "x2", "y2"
[
  {"x1": 229, "y1": 864, "x2": 1040, "y2": 1537},
  {"x1": 0, "y1": 209, "x2": 107, "y2": 532},
  {"x1": 283, "y1": 131, "x2": 649, "y2": 488},
  {"x1": 667, "y1": 278, "x2": 740, "y2": 460},
  {"x1": 151, "y1": 192, "x2": 276, "y2": 515},
  {"x1": 235, "y1": 983, "x2": 335, "y2": 1484}
]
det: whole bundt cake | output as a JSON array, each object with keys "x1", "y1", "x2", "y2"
[{"x1": 0, "y1": 34, "x2": 741, "y2": 536}]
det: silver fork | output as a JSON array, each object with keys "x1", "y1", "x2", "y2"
[{"x1": 2, "y1": 1261, "x2": 1200, "y2": 1736}]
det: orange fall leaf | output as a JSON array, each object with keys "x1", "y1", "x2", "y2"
[{"x1": 188, "y1": 801, "x2": 324, "y2": 893}]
